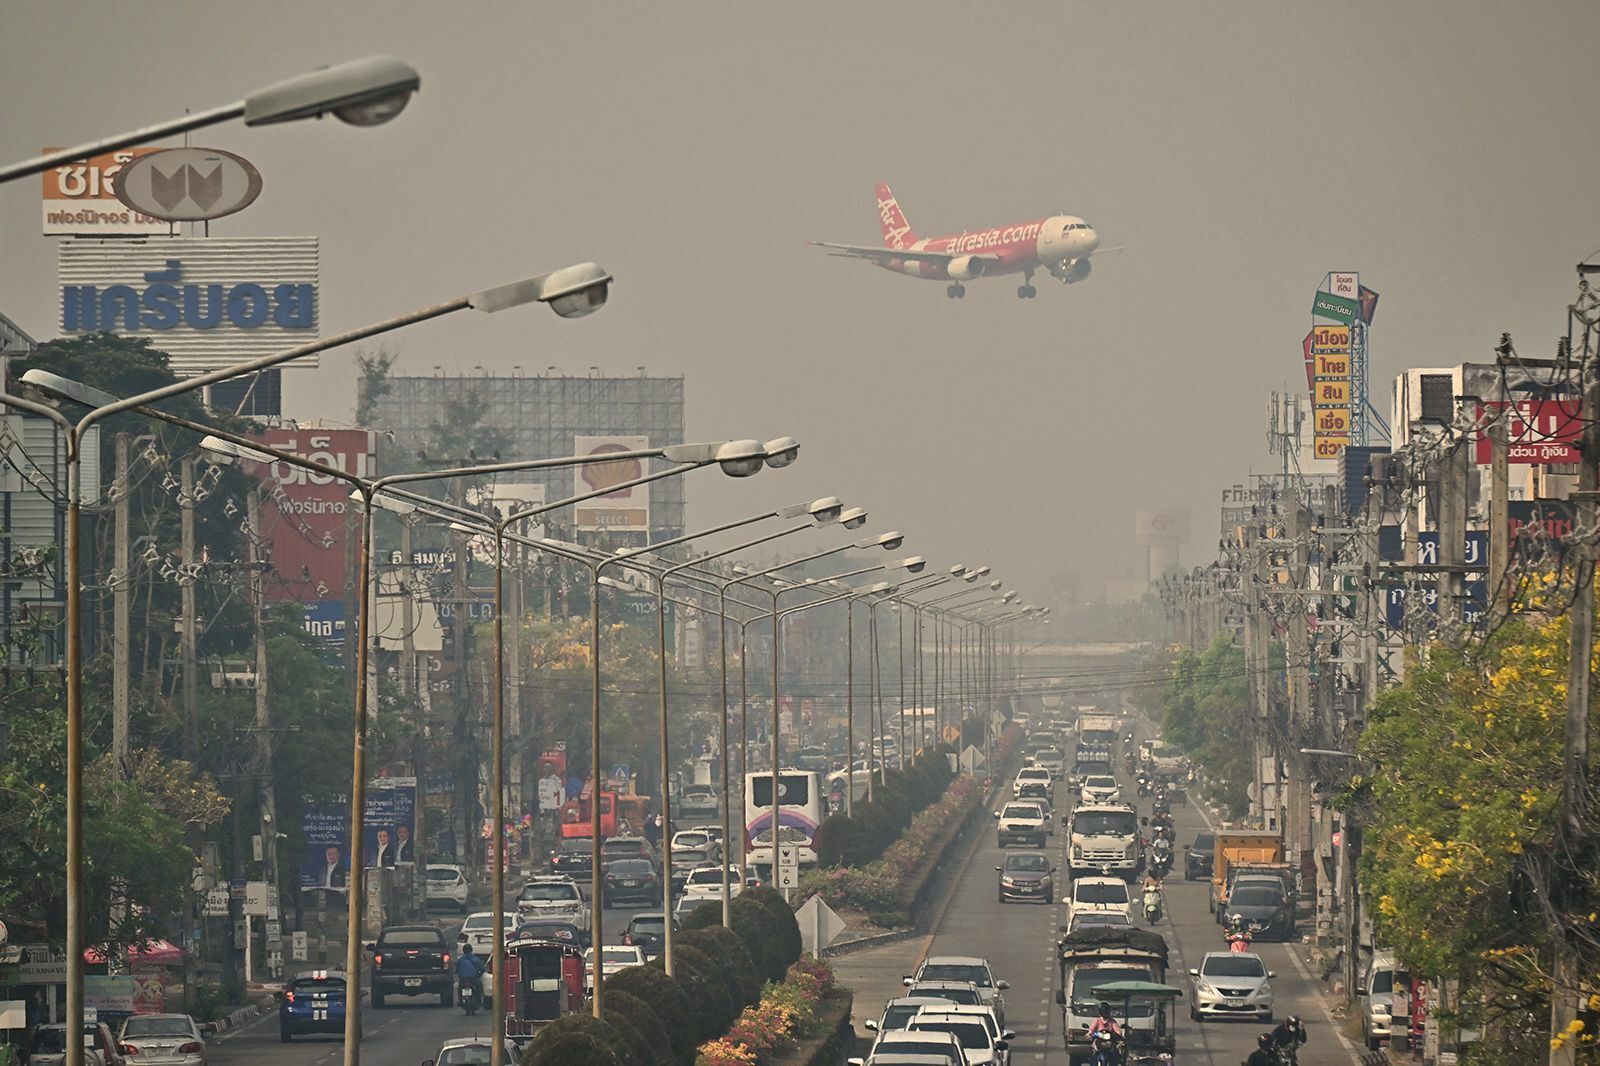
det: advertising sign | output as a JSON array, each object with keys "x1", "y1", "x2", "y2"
[
  {"x1": 1133, "y1": 508, "x2": 1190, "y2": 547},
  {"x1": 1314, "y1": 380, "x2": 1352, "y2": 407},
  {"x1": 362, "y1": 778, "x2": 418, "y2": 869},
  {"x1": 247, "y1": 429, "x2": 376, "y2": 604},
  {"x1": 84, "y1": 975, "x2": 136, "y2": 1016},
  {"x1": 113, "y1": 147, "x2": 263, "y2": 223},
  {"x1": 42, "y1": 147, "x2": 169, "y2": 235},
  {"x1": 1312, "y1": 290, "x2": 1358, "y2": 324},
  {"x1": 299, "y1": 804, "x2": 350, "y2": 893},
  {"x1": 1472, "y1": 398, "x2": 1582, "y2": 464},
  {"x1": 59, "y1": 237, "x2": 319, "y2": 376},
  {"x1": 1310, "y1": 323, "x2": 1351, "y2": 353},
  {"x1": 1327, "y1": 272, "x2": 1360, "y2": 301},
  {"x1": 1314, "y1": 352, "x2": 1351, "y2": 379},
  {"x1": 1312, "y1": 436, "x2": 1349, "y2": 460},
  {"x1": 573, "y1": 436, "x2": 651, "y2": 531},
  {"x1": 1315, "y1": 408, "x2": 1353, "y2": 435}
]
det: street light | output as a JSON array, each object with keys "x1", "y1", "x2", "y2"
[{"x1": 1, "y1": 56, "x2": 421, "y2": 184}]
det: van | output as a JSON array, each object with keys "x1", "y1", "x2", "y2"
[{"x1": 1361, "y1": 949, "x2": 1408, "y2": 1050}]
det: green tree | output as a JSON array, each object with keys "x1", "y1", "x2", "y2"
[{"x1": 1151, "y1": 634, "x2": 1275, "y2": 816}]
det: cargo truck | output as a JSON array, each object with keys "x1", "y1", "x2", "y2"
[
  {"x1": 1054, "y1": 927, "x2": 1171, "y2": 1064},
  {"x1": 1208, "y1": 829, "x2": 1285, "y2": 914}
]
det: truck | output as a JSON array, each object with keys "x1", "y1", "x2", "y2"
[
  {"x1": 369, "y1": 924, "x2": 454, "y2": 1008},
  {"x1": 1054, "y1": 927, "x2": 1170, "y2": 1064},
  {"x1": 1067, "y1": 803, "x2": 1141, "y2": 880},
  {"x1": 1076, "y1": 715, "x2": 1119, "y2": 747},
  {"x1": 1208, "y1": 829, "x2": 1285, "y2": 914}
]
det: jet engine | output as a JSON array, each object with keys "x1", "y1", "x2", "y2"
[
  {"x1": 1060, "y1": 258, "x2": 1092, "y2": 284},
  {"x1": 946, "y1": 255, "x2": 986, "y2": 281}
]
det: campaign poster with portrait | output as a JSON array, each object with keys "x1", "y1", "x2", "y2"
[{"x1": 362, "y1": 778, "x2": 418, "y2": 869}]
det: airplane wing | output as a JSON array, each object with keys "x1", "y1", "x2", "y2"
[{"x1": 807, "y1": 241, "x2": 1000, "y2": 266}]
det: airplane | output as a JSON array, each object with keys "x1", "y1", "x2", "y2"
[{"x1": 810, "y1": 183, "x2": 1116, "y2": 299}]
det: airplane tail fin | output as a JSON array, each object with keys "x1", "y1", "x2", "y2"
[{"x1": 876, "y1": 183, "x2": 917, "y2": 250}]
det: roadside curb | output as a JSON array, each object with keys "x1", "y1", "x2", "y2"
[
  {"x1": 205, "y1": 1000, "x2": 266, "y2": 1036},
  {"x1": 821, "y1": 926, "x2": 917, "y2": 958}
]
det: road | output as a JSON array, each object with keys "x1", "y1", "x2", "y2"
[
  {"x1": 209, "y1": 894, "x2": 660, "y2": 1065},
  {"x1": 843, "y1": 749, "x2": 1364, "y2": 1065}
]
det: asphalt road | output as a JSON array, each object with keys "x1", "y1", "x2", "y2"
[
  {"x1": 208, "y1": 892, "x2": 660, "y2": 1065},
  {"x1": 901, "y1": 754, "x2": 1365, "y2": 1064}
]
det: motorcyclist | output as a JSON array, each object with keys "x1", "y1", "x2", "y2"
[
  {"x1": 1086, "y1": 1001, "x2": 1123, "y2": 1063},
  {"x1": 1244, "y1": 1032, "x2": 1276, "y2": 1066},
  {"x1": 455, "y1": 942, "x2": 487, "y2": 1003},
  {"x1": 1142, "y1": 879, "x2": 1163, "y2": 922},
  {"x1": 1269, "y1": 1015, "x2": 1307, "y2": 1056}
]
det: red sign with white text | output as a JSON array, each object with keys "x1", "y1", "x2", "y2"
[
  {"x1": 249, "y1": 430, "x2": 376, "y2": 603},
  {"x1": 1472, "y1": 399, "x2": 1582, "y2": 464}
]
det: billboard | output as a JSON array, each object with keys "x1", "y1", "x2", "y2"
[
  {"x1": 297, "y1": 778, "x2": 419, "y2": 892},
  {"x1": 41, "y1": 147, "x2": 168, "y2": 235},
  {"x1": 1133, "y1": 508, "x2": 1190, "y2": 548},
  {"x1": 1471, "y1": 398, "x2": 1583, "y2": 464},
  {"x1": 1310, "y1": 278, "x2": 1357, "y2": 457},
  {"x1": 573, "y1": 435, "x2": 651, "y2": 531},
  {"x1": 248, "y1": 429, "x2": 375, "y2": 604},
  {"x1": 59, "y1": 237, "x2": 319, "y2": 376}
]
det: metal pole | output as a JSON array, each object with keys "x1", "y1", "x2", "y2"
[
  {"x1": 64, "y1": 445, "x2": 85, "y2": 1066},
  {"x1": 897, "y1": 607, "x2": 907, "y2": 768},
  {"x1": 718, "y1": 589, "x2": 733, "y2": 928},
  {"x1": 341, "y1": 494, "x2": 375, "y2": 1065},
  {"x1": 112, "y1": 433, "x2": 129, "y2": 776},
  {"x1": 181, "y1": 458, "x2": 198, "y2": 763},
  {"x1": 845, "y1": 601, "x2": 855, "y2": 817},
  {"x1": 770, "y1": 589, "x2": 782, "y2": 895},
  {"x1": 656, "y1": 575, "x2": 676, "y2": 974},
  {"x1": 589, "y1": 565, "x2": 606, "y2": 1016},
  {"x1": 491, "y1": 533, "x2": 507, "y2": 1066}
]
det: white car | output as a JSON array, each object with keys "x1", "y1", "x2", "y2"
[
  {"x1": 863, "y1": 996, "x2": 954, "y2": 1047},
  {"x1": 915, "y1": 1004, "x2": 1014, "y2": 1066},
  {"x1": 682, "y1": 863, "x2": 748, "y2": 901},
  {"x1": 994, "y1": 803, "x2": 1048, "y2": 848},
  {"x1": 427, "y1": 1037, "x2": 522, "y2": 1065},
  {"x1": 1011, "y1": 767, "x2": 1052, "y2": 798},
  {"x1": 1065, "y1": 876, "x2": 1132, "y2": 926},
  {"x1": 424, "y1": 864, "x2": 469, "y2": 911},
  {"x1": 907, "y1": 956, "x2": 1008, "y2": 1029},
  {"x1": 1033, "y1": 748, "x2": 1067, "y2": 779},
  {"x1": 1078, "y1": 775, "x2": 1120, "y2": 805},
  {"x1": 1189, "y1": 950, "x2": 1275, "y2": 1022},
  {"x1": 584, "y1": 944, "x2": 645, "y2": 990},
  {"x1": 458, "y1": 910, "x2": 517, "y2": 953},
  {"x1": 670, "y1": 828, "x2": 715, "y2": 853},
  {"x1": 1067, "y1": 910, "x2": 1132, "y2": 933},
  {"x1": 117, "y1": 1013, "x2": 206, "y2": 1065},
  {"x1": 516, "y1": 875, "x2": 589, "y2": 928},
  {"x1": 852, "y1": 1028, "x2": 967, "y2": 1066},
  {"x1": 909, "y1": 1012, "x2": 1007, "y2": 1066}
]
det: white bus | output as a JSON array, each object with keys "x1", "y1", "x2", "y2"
[{"x1": 744, "y1": 769, "x2": 823, "y2": 877}]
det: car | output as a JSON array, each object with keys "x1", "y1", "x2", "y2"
[
  {"x1": 1183, "y1": 831, "x2": 1215, "y2": 881},
  {"x1": 675, "y1": 894, "x2": 719, "y2": 922},
  {"x1": 670, "y1": 828, "x2": 715, "y2": 853},
  {"x1": 669, "y1": 847, "x2": 718, "y2": 895},
  {"x1": 1220, "y1": 881, "x2": 1294, "y2": 941},
  {"x1": 457, "y1": 910, "x2": 517, "y2": 953},
  {"x1": 994, "y1": 802, "x2": 1048, "y2": 847},
  {"x1": 682, "y1": 863, "x2": 748, "y2": 902},
  {"x1": 690, "y1": 823, "x2": 726, "y2": 846},
  {"x1": 425, "y1": 1037, "x2": 522, "y2": 1065},
  {"x1": 424, "y1": 863, "x2": 469, "y2": 911},
  {"x1": 856, "y1": 1029, "x2": 967, "y2": 1066},
  {"x1": 906, "y1": 957, "x2": 1008, "y2": 1028},
  {"x1": 278, "y1": 969, "x2": 349, "y2": 1042},
  {"x1": 547, "y1": 838, "x2": 593, "y2": 879},
  {"x1": 1032, "y1": 748, "x2": 1067, "y2": 779},
  {"x1": 863, "y1": 997, "x2": 954, "y2": 1045},
  {"x1": 679, "y1": 784, "x2": 720, "y2": 818},
  {"x1": 1065, "y1": 876, "x2": 1132, "y2": 926},
  {"x1": 620, "y1": 912, "x2": 675, "y2": 959},
  {"x1": 516, "y1": 875, "x2": 590, "y2": 929},
  {"x1": 1011, "y1": 767, "x2": 1052, "y2": 798},
  {"x1": 917, "y1": 1004, "x2": 1014, "y2": 1066},
  {"x1": 1078, "y1": 774, "x2": 1120, "y2": 805},
  {"x1": 902, "y1": 980, "x2": 984, "y2": 1009},
  {"x1": 600, "y1": 835, "x2": 659, "y2": 870},
  {"x1": 26, "y1": 1022, "x2": 125, "y2": 1066},
  {"x1": 995, "y1": 851, "x2": 1054, "y2": 904},
  {"x1": 511, "y1": 917, "x2": 586, "y2": 947},
  {"x1": 584, "y1": 944, "x2": 646, "y2": 990},
  {"x1": 1067, "y1": 910, "x2": 1132, "y2": 932},
  {"x1": 116, "y1": 1013, "x2": 205, "y2": 1066},
  {"x1": 1188, "y1": 951, "x2": 1274, "y2": 1022},
  {"x1": 1361, "y1": 950, "x2": 1405, "y2": 1050},
  {"x1": 908, "y1": 1012, "x2": 1008, "y2": 1066},
  {"x1": 602, "y1": 857, "x2": 662, "y2": 907},
  {"x1": 370, "y1": 925, "x2": 454, "y2": 1006}
]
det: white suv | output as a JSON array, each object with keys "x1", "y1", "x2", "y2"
[
  {"x1": 1012, "y1": 767, "x2": 1052, "y2": 798},
  {"x1": 515, "y1": 875, "x2": 589, "y2": 928},
  {"x1": 1078, "y1": 775, "x2": 1120, "y2": 805},
  {"x1": 424, "y1": 864, "x2": 468, "y2": 911},
  {"x1": 994, "y1": 803, "x2": 1048, "y2": 848},
  {"x1": 1189, "y1": 950, "x2": 1274, "y2": 1022}
]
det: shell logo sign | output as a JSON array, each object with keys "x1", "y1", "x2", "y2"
[{"x1": 573, "y1": 436, "x2": 650, "y2": 532}]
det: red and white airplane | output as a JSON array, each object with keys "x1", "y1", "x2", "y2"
[{"x1": 810, "y1": 183, "x2": 1114, "y2": 299}]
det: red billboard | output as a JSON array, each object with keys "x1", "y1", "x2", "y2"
[
  {"x1": 250, "y1": 429, "x2": 376, "y2": 603},
  {"x1": 1472, "y1": 399, "x2": 1582, "y2": 464}
]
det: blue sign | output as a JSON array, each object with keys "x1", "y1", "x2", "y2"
[
  {"x1": 302, "y1": 599, "x2": 346, "y2": 644},
  {"x1": 1415, "y1": 531, "x2": 1488, "y2": 568},
  {"x1": 1384, "y1": 580, "x2": 1486, "y2": 630},
  {"x1": 62, "y1": 258, "x2": 314, "y2": 332}
]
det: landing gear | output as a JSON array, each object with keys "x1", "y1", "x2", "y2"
[
  {"x1": 1018, "y1": 269, "x2": 1036, "y2": 299},
  {"x1": 946, "y1": 283, "x2": 966, "y2": 299}
]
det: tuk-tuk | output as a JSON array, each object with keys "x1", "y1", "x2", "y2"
[
  {"x1": 1085, "y1": 980, "x2": 1180, "y2": 1064},
  {"x1": 504, "y1": 932, "x2": 585, "y2": 1043}
]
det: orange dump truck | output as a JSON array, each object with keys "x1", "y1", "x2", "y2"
[{"x1": 1208, "y1": 829, "x2": 1284, "y2": 914}]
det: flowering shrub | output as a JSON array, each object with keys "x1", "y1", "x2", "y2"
[
  {"x1": 695, "y1": 956, "x2": 837, "y2": 1065},
  {"x1": 798, "y1": 774, "x2": 982, "y2": 925}
]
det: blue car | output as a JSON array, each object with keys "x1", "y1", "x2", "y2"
[{"x1": 279, "y1": 969, "x2": 348, "y2": 1042}]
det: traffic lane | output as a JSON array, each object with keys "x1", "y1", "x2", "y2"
[
  {"x1": 209, "y1": 993, "x2": 480, "y2": 1066},
  {"x1": 922, "y1": 778, "x2": 1072, "y2": 1063},
  {"x1": 1153, "y1": 791, "x2": 1359, "y2": 1065}
]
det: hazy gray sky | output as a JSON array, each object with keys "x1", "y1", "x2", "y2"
[{"x1": 5, "y1": 1, "x2": 1599, "y2": 602}]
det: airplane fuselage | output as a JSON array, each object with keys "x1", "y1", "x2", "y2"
[{"x1": 881, "y1": 215, "x2": 1100, "y2": 281}]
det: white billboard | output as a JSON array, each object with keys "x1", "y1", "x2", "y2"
[
  {"x1": 572, "y1": 436, "x2": 650, "y2": 532},
  {"x1": 59, "y1": 237, "x2": 319, "y2": 375}
]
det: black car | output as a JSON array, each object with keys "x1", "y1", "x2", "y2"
[
  {"x1": 620, "y1": 912, "x2": 676, "y2": 959},
  {"x1": 1016, "y1": 780, "x2": 1051, "y2": 803},
  {"x1": 1222, "y1": 883, "x2": 1294, "y2": 940},
  {"x1": 996, "y1": 850, "x2": 1055, "y2": 904},
  {"x1": 512, "y1": 918, "x2": 586, "y2": 947},
  {"x1": 1184, "y1": 831, "x2": 1215, "y2": 881},
  {"x1": 603, "y1": 858, "x2": 662, "y2": 907},
  {"x1": 669, "y1": 848, "x2": 713, "y2": 896},
  {"x1": 549, "y1": 838, "x2": 593, "y2": 878}
]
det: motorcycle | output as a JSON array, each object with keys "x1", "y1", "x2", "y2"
[
  {"x1": 1270, "y1": 1045, "x2": 1300, "y2": 1066},
  {"x1": 459, "y1": 976, "x2": 481, "y2": 1016},
  {"x1": 1225, "y1": 929, "x2": 1253, "y2": 954},
  {"x1": 1143, "y1": 891, "x2": 1163, "y2": 925},
  {"x1": 1149, "y1": 845, "x2": 1173, "y2": 880},
  {"x1": 1088, "y1": 1029, "x2": 1124, "y2": 1066}
]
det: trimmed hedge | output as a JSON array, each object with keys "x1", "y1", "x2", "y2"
[
  {"x1": 604, "y1": 965, "x2": 696, "y2": 1063},
  {"x1": 727, "y1": 892, "x2": 789, "y2": 982},
  {"x1": 813, "y1": 749, "x2": 955, "y2": 867},
  {"x1": 678, "y1": 926, "x2": 761, "y2": 1005},
  {"x1": 660, "y1": 944, "x2": 741, "y2": 1040},
  {"x1": 603, "y1": 991, "x2": 672, "y2": 1066},
  {"x1": 744, "y1": 885, "x2": 803, "y2": 968},
  {"x1": 521, "y1": 1013, "x2": 623, "y2": 1066}
]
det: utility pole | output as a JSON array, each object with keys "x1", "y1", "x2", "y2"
[
  {"x1": 343, "y1": 506, "x2": 358, "y2": 699},
  {"x1": 181, "y1": 456, "x2": 199, "y2": 763},
  {"x1": 112, "y1": 433, "x2": 130, "y2": 776},
  {"x1": 249, "y1": 490, "x2": 278, "y2": 978},
  {"x1": 399, "y1": 516, "x2": 427, "y2": 909},
  {"x1": 1488, "y1": 385, "x2": 1511, "y2": 624},
  {"x1": 450, "y1": 483, "x2": 475, "y2": 869}
]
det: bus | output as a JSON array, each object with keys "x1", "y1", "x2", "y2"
[{"x1": 744, "y1": 769, "x2": 823, "y2": 877}]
